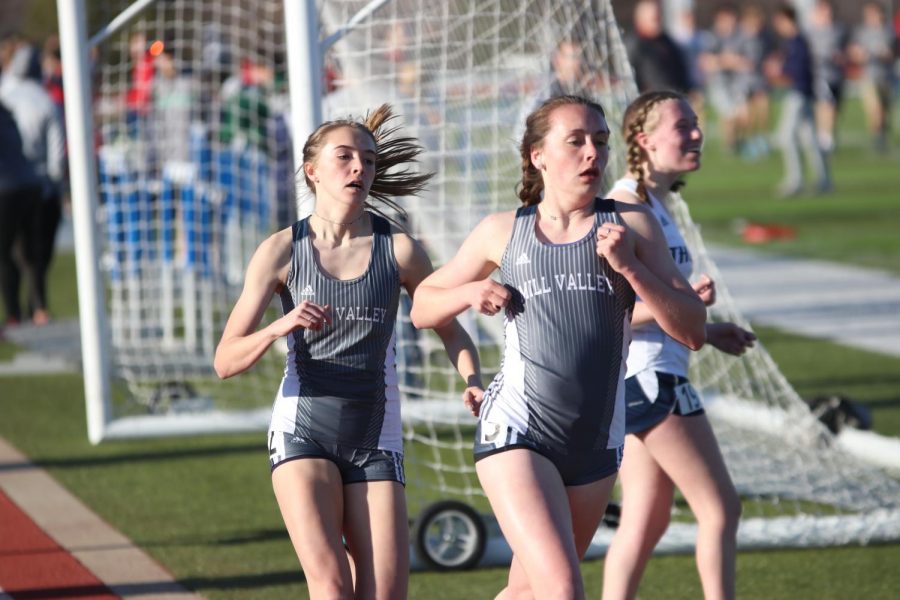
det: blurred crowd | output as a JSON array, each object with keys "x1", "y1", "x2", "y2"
[{"x1": 623, "y1": 0, "x2": 898, "y2": 195}]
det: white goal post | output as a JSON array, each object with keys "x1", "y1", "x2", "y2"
[
  {"x1": 58, "y1": 0, "x2": 900, "y2": 552},
  {"x1": 58, "y1": 0, "x2": 332, "y2": 443},
  {"x1": 57, "y1": 0, "x2": 113, "y2": 445}
]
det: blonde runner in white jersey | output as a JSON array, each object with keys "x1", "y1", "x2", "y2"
[
  {"x1": 611, "y1": 177, "x2": 693, "y2": 380},
  {"x1": 603, "y1": 90, "x2": 754, "y2": 600}
]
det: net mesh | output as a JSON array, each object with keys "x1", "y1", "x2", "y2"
[
  {"x1": 86, "y1": 0, "x2": 900, "y2": 546},
  {"x1": 93, "y1": 0, "x2": 293, "y2": 421}
]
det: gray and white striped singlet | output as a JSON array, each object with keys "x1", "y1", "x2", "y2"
[
  {"x1": 480, "y1": 199, "x2": 635, "y2": 452},
  {"x1": 269, "y1": 215, "x2": 402, "y2": 453}
]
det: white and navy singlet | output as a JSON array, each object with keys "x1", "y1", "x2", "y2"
[
  {"x1": 609, "y1": 178, "x2": 694, "y2": 379},
  {"x1": 478, "y1": 199, "x2": 636, "y2": 458},
  {"x1": 268, "y1": 215, "x2": 402, "y2": 453}
]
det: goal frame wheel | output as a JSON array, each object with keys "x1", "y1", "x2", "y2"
[
  {"x1": 413, "y1": 500, "x2": 486, "y2": 571},
  {"x1": 602, "y1": 501, "x2": 621, "y2": 529}
]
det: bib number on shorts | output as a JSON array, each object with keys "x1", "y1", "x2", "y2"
[
  {"x1": 481, "y1": 421, "x2": 503, "y2": 444},
  {"x1": 674, "y1": 382, "x2": 703, "y2": 415}
]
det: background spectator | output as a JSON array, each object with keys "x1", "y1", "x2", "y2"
[
  {"x1": 700, "y1": 3, "x2": 750, "y2": 154},
  {"x1": 767, "y1": 4, "x2": 831, "y2": 197},
  {"x1": 626, "y1": 0, "x2": 693, "y2": 94},
  {"x1": 670, "y1": 7, "x2": 710, "y2": 117},
  {"x1": 125, "y1": 30, "x2": 155, "y2": 139},
  {"x1": 0, "y1": 36, "x2": 65, "y2": 326},
  {"x1": 0, "y1": 101, "x2": 40, "y2": 329},
  {"x1": 150, "y1": 41, "x2": 196, "y2": 164},
  {"x1": 848, "y1": 1, "x2": 895, "y2": 153},
  {"x1": 218, "y1": 52, "x2": 276, "y2": 151},
  {"x1": 738, "y1": 3, "x2": 776, "y2": 159},
  {"x1": 808, "y1": 0, "x2": 849, "y2": 154}
]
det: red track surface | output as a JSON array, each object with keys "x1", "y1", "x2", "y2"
[{"x1": 0, "y1": 490, "x2": 117, "y2": 599}]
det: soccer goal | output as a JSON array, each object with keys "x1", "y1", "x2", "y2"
[{"x1": 60, "y1": 0, "x2": 900, "y2": 565}]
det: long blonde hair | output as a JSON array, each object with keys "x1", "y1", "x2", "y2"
[{"x1": 301, "y1": 104, "x2": 433, "y2": 220}]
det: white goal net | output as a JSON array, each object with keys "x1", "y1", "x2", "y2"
[{"x1": 75, "y1": 0, "x2": 899, "y2": 550}]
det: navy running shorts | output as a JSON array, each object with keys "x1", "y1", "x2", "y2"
[
  {"x1": 472, "y1": 420, "x2": 623, "y2": 486},
  {"x1": 625, "y1": 371, "x2": 705, "y2": 435},
  {"x1": 268, "y1": 431, "x2": 405, "y2": 485}
]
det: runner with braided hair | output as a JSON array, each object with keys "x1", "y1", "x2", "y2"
[
  {"x1": 603, "y1": 90, "x2": 755, "y2": 600},
  {"x1": 622, "y1": 90, "x2": 688, "y2": 203}
]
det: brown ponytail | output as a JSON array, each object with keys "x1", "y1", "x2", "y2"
[
  {"x1": 516, "y1": 95, "x2": 606, "y2": 206},
  {"x1": 301, "y1": 103, "x2": 434, "y2": 220}
]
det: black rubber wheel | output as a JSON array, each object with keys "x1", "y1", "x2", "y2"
[
  {"x1": 148, "y1": 380, "x2": 197, "y2": 414},
  {"x1": 602, "y1": 501, "x2": 621, "y2": 529},
  {"x1": 413, "y1": 500, "x2": 486, "y2": 571}
]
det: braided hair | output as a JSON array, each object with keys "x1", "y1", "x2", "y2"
[
  {"x1": 516, "y1": 95, "x2": 606, "y2": 207},
  {"x1": 301, "y1": 104, "x2": 433, "y2": 221},
  {"x1": 621, "y1": 90, "x2": 687, "y2": 203}
]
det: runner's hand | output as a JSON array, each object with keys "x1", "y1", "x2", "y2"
[
  {"x1": 596, "y1": 222, "x2": 635, "y2": 273},
  {"x1": 706, "y1": 322, "x2": 756, "y2": 356},
  {"x1": 463, "y1": 386, "x2": 484, "y2": 417},
  {"x1": 276, "y1": 301, "x2": 331, "y2": 334},
  {"x1": 467, "y1": 279, "x2": 510, "y2": 317},
  {"x1": 693, "y1": 274, "x2": 716, "y2": 306}
]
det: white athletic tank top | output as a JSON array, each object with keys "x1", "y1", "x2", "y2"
[{"x1": 609, "y1": 178, "x2": 693, "y2": 378}]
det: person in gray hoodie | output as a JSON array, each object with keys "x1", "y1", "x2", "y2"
[{"x1": 0, "y1": 35, "x2": 66, "y2": 325}]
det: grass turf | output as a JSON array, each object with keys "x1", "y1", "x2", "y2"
[
  {"x1": 2, "y1": 323, "x2": 900, "y2": 598},
  {"x1": 684, "y1": 96, "x2": 900, "y2": 275}
]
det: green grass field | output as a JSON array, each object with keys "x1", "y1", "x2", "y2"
[
  {"x1": 686, "y1": 92, "x2": 900, "y2": 275},
  {"x1": 1, "y1": 367, "x2": 899, "y2": 599},
  {"x1": 2, "y1": 94, "x2": 899, "y2": 598}
]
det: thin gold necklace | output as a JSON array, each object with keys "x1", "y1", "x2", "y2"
[
  {"x1": 540, "y1": 205, "x2": 591, "y2": 221},
  {"x1": 314, "y1": 210, "x2": 367, "y2": 226}
]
